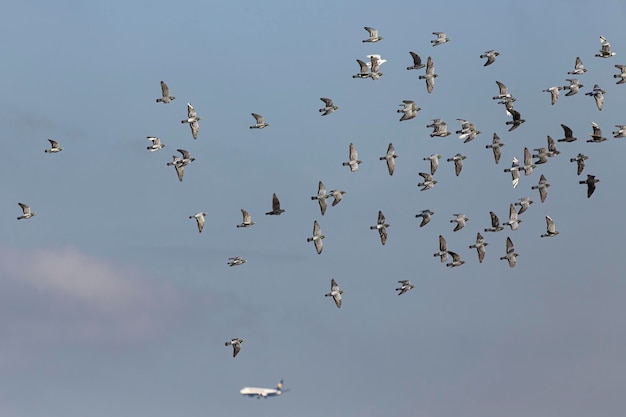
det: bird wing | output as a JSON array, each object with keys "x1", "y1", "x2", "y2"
[
  {"x1": 252, "y1": 113, "x2": 264, "y2": 124},
  {"x1": 161, "y1": 81, "x2": 170, "y2": 97},
  {"x1": 349, "y1": 143, "x2": 357, "y2": 161},
  {"x1": 187, "y1": 103, "x2": 196, "y2": 118}
]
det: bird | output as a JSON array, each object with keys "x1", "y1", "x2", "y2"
[
  {"x1": 418, "y1": 172, "x2": 438, "y2": 191},
  {"x1": 189, "y1": 212, "x2": 207, "y2": 233},
  {"x1": 502, "y1": 203, "x2": 522, "y2": 231},
  {"x1": 446, "y1": 251, "x2": 465, "y2": 268},
  {"x1": 328, "y1": 189, "x2": 346, "y2": 207},
  {"x1": 585, "y1": 84, "x2": 606, "y2": 111},
  {"x1": 423, "y1": 154, "x2": 442, "y2": 175},
  {"x1": 397, "y1": 100, "x2": 420, "y2": 121},
  {"x1": 362, "y1": 26, "x2": 383, "y2": 43},
  {"x1": 250, "y1": 113, "x2": 269, "y2": 129},
  {"x1": 614, "y1": 65, "x2": 626, "y2": 84},
  {"x1": 180, "y1": 103, "x2": 200, "y2": 139},
  {"x1": 431, "y1": 32, "x2": 450, "y2": 46},
  {"x1": 446, "y1": 153, "x2": 467, "y2": 176},
  {"x1": 557, "y1": 124, "x2": 578, "y2": 142},
  {"x1": 325, "y1": 279, "x2": 343, "y2": 308},
  {"x1": 379, "y1": 143, "x2": 397, "y2": 176},
  {"x1": 450, "y1": 213, "x2": 469, "y2": 232},
  {"x1": 236, "y1": 209, "x2": 255, "y2": 228},
  {"x1": 570, "y1": 153, "x2": 589, "y2": 176},
  {"x1": 370, "y1": 210, "x2": 390, "y2": 245},
  {"x1": 587, "y1": 122, "x2": 607, "y2": 143},
  {"x1": 342, "y1": 143, "x2": 362, "y2": 172},
  {"x1": 396, "y1": 280, "x2": 415, "y2": 296},
  {"x1": 352, "y1": 59, "x2": 370, "y2": 79},
  {"x1": 505, "y1": 107, "x2": 525, "y2": 131},
  {"x1": 429, "y1": 119, "x2": 452, "y2": 137},
  {"x1": 155, "y1": 80, "x2": 175, "y2": 103},
  {"x1": 456, "y1": 119, "x2": 481, "y2": 143},
  {"x1": 613, "y1": 125, "x2": 626, "y2": 138},
  {"x1": 265, "y1": 193, "x2": 285, "y2": 215},
  {"x1": 433, "y1": 235, "x2": 448, "y2": 263},
  {"x1": 17, "y1": 202, "x2": 35, "y2": 220},
  {"x1": 500, "y1": 237, "x2": 518, "y2": 268},
  {"x1": 225, "y1": 338, "x2": 244, "y2": 358},
  {"x1": 486, "y1": 133, "x2": 505, "y2": 164},
  {"x1": 595, "y1": 36, "x2": 616, "y2": 58},
  {"x1": 540, "y1": 216, "x2": 559, "y2": 238},
  {"x1": 503, "y1": 157, "x2": 521, "y2": 188},
  {"x1": 568, "y1": 57, "x2": 588, "y2": 75},
  {"x1": 44, "y1": 138, "x2": 63, "y2": 153},
  {"x1": 480, "y1": 49, "x2": 500, "y2": 66},
  {"x1": 469, "y1": 232, "x2": 488, "y2": 263},
  {"x1": 406, "y1": 51, "x2": 425, "y2": 70},
  {"x1": 493, "y1": 81, "x2": 513, "y2": 101},
  {"x1": 146, "y1": 136, "x2": 165, "y2": 152},
  {"x1": 427, "y1": 118, "x2": 445, "y2": 129},
  {"x1": 532, "y1": 174, "x2": 551, "y2": 203},
  {"x1": 515, "y1": 197, "x2": 534, "y2": 215},
  {"x1": 307, "y1": 220, "x2": 325, "y2": 254},
  {"x1": 227, "y1": 257, "x2": 247, "y2": 267},
  {"x1": 319, "y1": 98, "x2": 338, "y2": 115},
  {"x1": 415, "y1": 209, "x2": 435, "y2": 227},
  {"x1": 532, "y1": 148, "x2": 550, "y2": 165},
  {"x1": 579, "y1": 174, "x2": 599, "y2": 198},
  {"x1": 311, "y1": 181, "x2": 328, "y2": 216},
  {"x1": 484, "y1": 211, "x2": 504, "y2": 233},
  {"x1": 542, "y1": 86, "x2": 563, "y2": 105},
  {"x1": 166, "y1": 149, "x2": 195, "y2": 182},
  {"x1": 521, "y1": 147, "x2": 535, "y2": 176},
  {"x1": 545, "y1": 135, "x2": 561, "y2": 157},
  {"x1": 563, "y1": 78, "x2": 584, "y2": 96},
  {"x1": 418, "y1": 56, "x2": 437, "y2": 93},
  {"x1": 368, "y1": 54, "x2": 383, "y2": 80}
]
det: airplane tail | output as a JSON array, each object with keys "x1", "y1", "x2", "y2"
[{"x1": 276, "y1": 379, "x2": 284, "y2": 391}]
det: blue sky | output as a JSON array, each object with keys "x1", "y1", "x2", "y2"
[{"x1": 2, "y1": 1, "x2": 626, "y2": 416}]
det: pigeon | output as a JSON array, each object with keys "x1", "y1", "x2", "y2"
[
  {"x1": 614, "y1": 65, "x2": 626, "y2": 84},
  {"x1": 563, "y1": 78, "x2": 584, "y2": 96},
  {"x1": 456, "y1": 119, "x2": 481, "y2": 143},
  {"x1": 532, "y1": 148, "x2": 550, "y2": 165},
  {"x1": 319, "y1": 97, "x2": 339, "y2": 115},
  {"x1": 540, "y1": 215, "x2": 559, "y2": 238},
  {"x1": 362, "y1": 26, "x2": 383, "y2": 43},
  {"x1": 480, "y1": 49, "x2": 500, "y2": 66},
  {"x1": 570, "y1": 153, "x2": 589, "y2": 175},
  {"x1": 307, "y1": 220, "x2": 325, "y2": 254},
  {"x1": 446, "y1": 251, "x2": 465, "y2": 268},
  {"x1": 189, "y1": 212, "x2": 208, "y2": 233},
  {"x1": 225, "y1": 338, "x2": 244, "y2": 358},
  {"x1": 368, "y1": 54, "x2": 383, "y2": 80},
  {"x1": 227, "y1": 257, "x2": 247, "y2": 267},
  {"x1": 433, "y1": 235, "x2": 448, "y2": 262},
  {"x1": 415, "y1": 209, "x2": 435, "y2": 227},
  {"x1": 44, "y1": 138, "x2": 63, "y2": 153},
  {"x1": 325, "y1": 279, "x2": 343, "y2": 308},
  {"x1": 180, "y1": 103, "x2": 200, "y2": 139},
  {"x1": 535, "y1": 135, "x2": 560, "y2": 159},
  {"x1": 613, "y1": 125, "x2": 626, "y2": 138},
  {"x1": 503, "y1": 157, "x2": 521, "y2": 188},
  {"x1": 595, "y1": 36, "x2": 616, "y2": 58},
  {"x1": 396, "y1": 280, "x2": 415, "y2": 295},
  {"x1": 500, "y1": 237, "x2": 518, "y2": 268},
  {"x1": 423, "y1": 154, "x2": 443, "y2": 175},
  {"x1": 342, "y1": 143, "x2": 362, "y2": 172},
  {"x1": 406, "y1": 51, "x2": 425, "y2": 70},
  {"x1": 379, "y1": 143, "x2": 397, "y2": 175},
  {"x1": 353, "y1": 59, "x2": 371, "y2": 79},
  {"x1": 370, "y1": 210, "x2": 390, "y2": 245},
  {"x1": 469, "y1": 232, "x2": 488, "y2": 263},
  {"x1": 505, "y1": 107, "x2": 525, "y2": 131},
  {"x1": 484, "y1": 211, "x2": 504, "y2": 233},
  {"x1": 250, "y1": 113, "x2": 269, "y2": 129},
  {"x1": 166, "y1": 149, "x2": 195, "y2": 182},
  {"x1": 328, "y1": 189, "x2": 346, "y2": 207},
  {"x1": 502, "y1": 203, "x2": 522, "y2": 231},
  {"x1": 493, "y1": 81, "x2": 513, "y2": 101},
  {"x1": 450, "y1": 213, "x2": 469, "y2": 232},
  {"x1": 542, "y1": 86, "x2": 563, "y2": 105},
  {"x1": 17, "y1": 202, "x2": 35, "y2": 220},
  {"x1": 486, "y1": 133, "x2": 505, "y2": 164},
  {"x1": 427, "y1": 118, "x2": 445, "y2": 129},
  {"x1": 397, "y1": 100, "x2": 420, "y2": 121},
  {"x1": 431, "y1": 32, "x2": 450, "y2": 47},
  {"x1": 521, "y1": 147, "x2": 535, "y2": 176},
  {"x1": 585, "y1": 84, "x2": 606, "y2": 111},
  {"x1": 418, "y1": 56, "x2": 437, "y2": 93},
  {"x1": 557, "y1": 124, "x2": 578, "y2": 142},
  {"x1": 311, "y1": 181, "x2": 329, "y2": 216},
  {"x1": 236, "y1": 209, "x2": 255, "y2": 228},
  {"x1": 568, "y1": 57, "x2": 588, "y2": 75},
  {"x1": 515, "y1": 197, "x2": 534, "y2": 215},
  {"x1": 579, "y1": 174, "x2": 599, "y2": 198},
  {"x1": 446, "y1": 153, "x2": 467, "y2": 176},
  {"x1": 265, "y1": 193, "x2": 285, "y2": 215},
  {"x1": 532, "y1": 174, "x2": 551, "y2": 203},
  {"x1": 418, "y1": 172, "x2": 438, "y2": 191},
  {"x1": 429, "y1": 120, "x2": 452, "y2": 137},
  {"x1": 146, "y1": 136, "x2": 165, "y2": 152},
  {"x1": 587, "y1": 122, "x2": 607, "y2": 143},
  {"x1": 155, "y1": 81, "x2": 175, "y2": 103}
]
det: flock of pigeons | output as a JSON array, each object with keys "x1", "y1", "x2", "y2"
[{"x1": 17, "y1": 28, "x2": 623, "y2": 360}]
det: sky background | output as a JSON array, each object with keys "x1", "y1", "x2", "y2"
[{"x1": 2, "y1": 1, "x2": 626, "y2": 416}]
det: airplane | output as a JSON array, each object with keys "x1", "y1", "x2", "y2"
[{"x1": 240, "y1": 379, "x2": 288, "y2": 399}]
